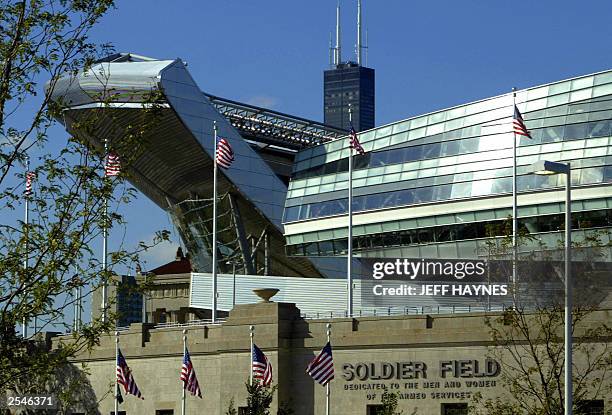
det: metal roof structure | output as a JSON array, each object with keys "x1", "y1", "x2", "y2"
[
  {"x1": 206, "y1": 94, "x2": 346, "y2": 150},
  {"x1": 48, "y1": 53, "x2": 344, "y2": 279}
]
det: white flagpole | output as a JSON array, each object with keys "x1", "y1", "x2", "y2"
[
  {"x1": 347, "y1": 105, "x2": 354, "y2": 318},
  {"x1": 77, "y1": 284, "x2": 82, "y2": 331},
  {"x1": 22, "y1": 155, "x2": 30, "y2": 338},
  {"x1": 115, "y1": 331, "x2": 119, "y2": 415},
  {"x1": 73, "y1": 286, "x2": 78, "y2": 332},
  {"x1": 73, "y1": 265, "x2": 80, "y2": 332},
  {"x1": 181, "y1": 329, "x2": 187, "y2": 415},
  {"x1": 212, "y1": 121, "x2": 218, "y2": 323},
  {"x1": 249, "y1": 325, "x2": 254, "y2": 386},
  {"x1": 102, "y1": 139, "x2": 109, "y2": 324},
  {"x1": 511, "y1": 88, "x2": 518, "y2": 307},
  {"x1": 326, "y1": 323, "x2": 331, "y2": 415}
]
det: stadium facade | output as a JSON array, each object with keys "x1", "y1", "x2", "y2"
[
  {"x1": 55, "y1": 301, "x2": 610, "y2": 415},
  {"x1": 50, "y1": 53, "x2": 346, "y2": 281},
  {"x1": 286, "y1": 71, "x2": 612, "y2": 264},
  {"x1": 48, "y1": 54, "x2": 612, "y2": 415},
  {"x1": 50, "y1": 54, "x2": 612, "y2": 315}
]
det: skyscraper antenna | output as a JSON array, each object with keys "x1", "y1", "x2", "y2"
[
  {"x1": 335, "y1": 0, "x2": 342, "y2": 66},
  {"x1": 357, "y1": 0, "x2": 362, "y2": 66},
  {"x1": 365, "y1": 28, "x2": 369, "y2": 67},
  {"x1": 329, "y1": 32, "x2": 333, "y2": 69}
]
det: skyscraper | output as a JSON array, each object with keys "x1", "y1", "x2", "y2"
[{"x1": 324, "y1": 0, "x2": 375, "y2": 132}]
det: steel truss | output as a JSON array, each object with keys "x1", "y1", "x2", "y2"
[{"x1": 206, "y1": 94, "x2": 347, "y2": 150}]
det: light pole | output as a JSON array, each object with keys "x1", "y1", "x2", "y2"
[{"x1": 532, "y1": 160, "x2": 572, "y2": 415}]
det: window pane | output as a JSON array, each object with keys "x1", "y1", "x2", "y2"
[
  {"x1": 451, "y1": 182, "x2": 472, "y2": 198},
  {"x1": 580, "y1": 167, "x2": 603, "y2": 184},
  {"x1": 587, "y1": 120, "x2": 611, "y2": 138},
  {"x1": 442, "y1": 140, "x2": 460, "y2": 156},
  {"x1": 564, "y1": 123, "x2": 587, "y2": 140},
  {"x1": 541, "y1": 126, "x2": 565, "y2": 143}
]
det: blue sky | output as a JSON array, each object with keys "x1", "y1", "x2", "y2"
[{"x1": 10, "y1": 0, "x2": 612, "y2": 274}]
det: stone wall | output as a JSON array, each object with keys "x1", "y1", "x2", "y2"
[{"x1": 57, "y1": 302, "x2": 611, "y2": 415}]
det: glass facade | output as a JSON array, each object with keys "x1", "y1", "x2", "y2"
[
  {"x1": 286, "y1": 207, "x2": 612, "y2": 257},
  {"x1": 284, "y1": 70, "x2": 612, "y2": 260}
]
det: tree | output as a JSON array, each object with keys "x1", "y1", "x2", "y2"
[
  {"x1": 0, "y1": 0, "x2": 167, "y2": 403},
  {"x1": 225, "y1": 398, "x2": 238, "y2": 415},
  {"x1": 226, "y1": 380, "x2": 294, "y2": 415},
  {"x1": 245, "y1": 381, "x2": 277, "y2": 415},
  {"x1": 377, "y1": 390, "x2": 403, "y2": 415},
  {"x1": 472, "y1": 220, "x2": 612, "y2": 414}
]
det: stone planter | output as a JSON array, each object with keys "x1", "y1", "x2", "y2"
[{"x1": 253, "y1": 288, "x2": 279, "y2": 303}]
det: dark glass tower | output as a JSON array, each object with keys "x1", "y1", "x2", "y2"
[{"x1": 324, "y1": 62, "x2": 375, "y2": 132}]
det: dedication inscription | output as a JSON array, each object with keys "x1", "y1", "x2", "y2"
[{"x1": 341, "y1": 358, "x2": 500, "y2": 401}]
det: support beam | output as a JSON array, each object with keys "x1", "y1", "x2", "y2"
[
  {"x1": 228, "y1": 194, "x2": 256, "y2": 275},
  {"x1": 264, "y1": 231, "x2": 270, "y2": 275}
]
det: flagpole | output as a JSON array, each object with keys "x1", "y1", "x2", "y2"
[
  {"x1": 22, "y1": 155, "x2": 30, "y2": 338},
  {"x1": 347, "y1": 105, "x2": 354, "y2": 318},
  {"x1": 212, "y1": 121, "x2": 218, "y2": 324},
  {"x1": 115, "y1": 331, "x2": 119, "y2": 415},
  {"x1": 102, "y1": 139, "x2": 109, "y2": 324},
  {"x1": 511, "y1": 88, "x2": 518, "y2": 307},
  {"x1": 249, "y1": 325, "x2": 254, "y2": 386},
  {"x1": 73, "y1": 266, "x2": 80, "y2": 332},
  {"x1": 73, "y1": 286, "x2": 78, "y2": 332},
  {"x1": 77, "y1": 284, "x2": 82, "y2": 331},
  {"x1": 182, "y1": 329, "x2": 187, "y2": 415},
  {"x1": 326, "y1": 323, "x2": 331, "y2": 415}
]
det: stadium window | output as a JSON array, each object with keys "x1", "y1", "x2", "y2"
[
  {"x1": 156, "y1": 411, "x2": 174, "y2": 415},
  {"x1": 564, "y1": 122, "x2": 587, "y2": 140},
  {"x1": 366, "y1": 404, "x2": 384, "y2": 415},
  {"x1": 318, "y1": 241, "x2": 335, "y2": 256},
  {"x1": 426, "y1": 315, "x2": 434, "y2": 329},
  {"x1": 541, "y1": 126, "x2": 565, "y2": 143},
  {"x1": 286, "y1": 207, "x2": 612, "y2": 256},
  {"x1": 110, "y1": 412, "x2": 126, "y2": 415},
  {"x1": 441, "y1": 403, "x2": 468, "y2": 415},
  {"x1": 576, "y1": 400, "x2": 604, "y2": 415},
  {"x1": 605, "y1": 165, "x2": 612, "y2": 182},
  {"x1": 417, "y1": 228, "x2": 434, "y2": 244},
  {"x1": 587, "y1": 120, "x2": 611, "y2": 138}
]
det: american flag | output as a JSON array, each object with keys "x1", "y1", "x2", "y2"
[
  {"x1": 306, "y1": 342, "x2": 334, "y2": 386},
  {"x1": 216, "y1": 138, "x2": 234, "y2": 169},
  {"x1": 349, "y1": 125, "x2": 365, "y2": 155},
  {"x1": 105, "y1": 152, "x2": 121, "y2": 177},
  {"x1": 116, "y1": 349, "x2": 143, "y2": 400},
  {"x1": 252, "y1": 344, "x2": 273, "y2": 386},
  {"x1": 513, "y1": 106, "x2": 532, "y2": 139},
  {"x1": 180, "y1": 348, "x2": 202, "y2": 398},
  {"x1": 25, "y1": 171, "x2": 36, "y2": 196}
]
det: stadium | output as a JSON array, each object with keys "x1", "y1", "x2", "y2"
[
  {"x1": 52, "y1": 53, "x2": 612, "y2": 314},
  {"x1": 48, "y1": 53, "x2": 612, "y2": 414}
]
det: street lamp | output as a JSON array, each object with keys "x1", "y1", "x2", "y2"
[{"x1": 532, "y1": 160, "x2": 572, "y2": 415}]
